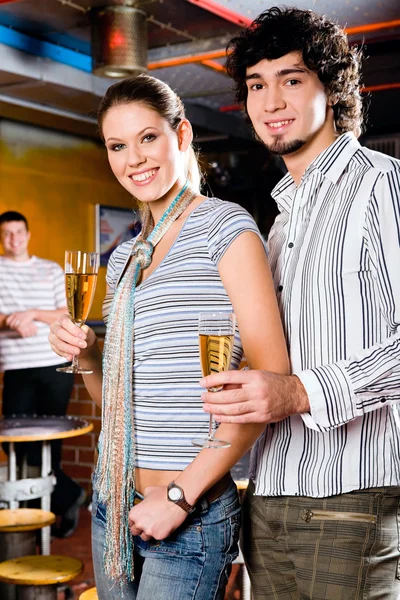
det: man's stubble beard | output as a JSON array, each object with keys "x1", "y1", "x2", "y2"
[
  {"x1": 253, "y1": 129, "x2": 306, "y2": 156},
  {"x1": 249, "y1": 121, "x2": 308, "y2": 156},
  {"x1": 266, "y1": 136, "x2": 306, "y2": 156}
]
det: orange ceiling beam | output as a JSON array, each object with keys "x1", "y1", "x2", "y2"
[
  {"x1": 345, "y1": 19, "x2": 400, "y2": 35},
  {"x1": 363, "y1": 82, "x2": 400, "y2": 92},
  {"x1": 201, "y1": 59, "x2": 226, "y2": 73},
  {"x1": 148, "y1": 49, "x2": 226, "y2": 70}
]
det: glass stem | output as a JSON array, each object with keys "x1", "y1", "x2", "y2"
[
  {"x1": 71, "y1": 321, "x2": 83, "y2": 371},
  {"x1": 208, "y1": 414, "x2": 214, "y2": 440}
]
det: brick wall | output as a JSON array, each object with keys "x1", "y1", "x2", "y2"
[
  {"x1": 0, "y1": 371, "x2": 100, "y2": 496},
  {"x1": 64, "y1": 376, "x2": 100, "y2": 494}
]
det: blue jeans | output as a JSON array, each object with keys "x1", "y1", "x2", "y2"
[{"x1": 92, "y1": 478, "x2": 241, "y2": 599}]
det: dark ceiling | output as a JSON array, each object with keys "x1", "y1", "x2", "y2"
[{"x1": 0, "y1": 0, "x2": 399, "y2": 148}]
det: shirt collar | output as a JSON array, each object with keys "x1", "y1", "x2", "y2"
[
  {"x1": 311, "y1": 131, "x2": 360, "y2": 184},
  {"x1": 272, "y1": 132, "x2": 361, "y2": 210}
]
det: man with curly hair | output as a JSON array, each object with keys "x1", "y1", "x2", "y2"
[{"x1": 201, "y1": 7, "x2": 400, "y2": 599}]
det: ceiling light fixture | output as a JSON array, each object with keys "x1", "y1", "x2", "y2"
[{"x1": 90, "y1": 5, "x2": 148, "y2": 78}]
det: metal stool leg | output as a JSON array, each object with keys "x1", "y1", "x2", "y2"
[
  {"x1": 0, "y1": 530, "x2": 37, "y2": 560},
  {"x1": 0, "y1": 531, "x2": 37, "y2": 600},
  {"x1": 17, "y1": 585, "x2": 57, "y2": 599},
  {"x1": 21, "y1": 454, "x2": 28, "y2": 480},
  {"x1": 40, "y1": 441, "x2": 52, "y2": 555},
  {"x1": 8, "y1": 442, "x2": 18, "y2": 510},
  {"x1": 19, "y1": 454, "x2": 29, "y2": 508}
]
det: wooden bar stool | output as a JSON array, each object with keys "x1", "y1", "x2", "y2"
[
  {"x1": 0, "y1": 416, "x2": 93, "y2": 555},
  {"x1": 0, "y1": 509, "x2": 56, "y2": 600},
  {"x1": 0, "y1": 555, "x2": 83, "y2": 600},
  {"x1": 0, "y1": 509, "x2": 56, "y2": 559},
  {"x1": 79, "y1": 587, "x2": 98, "y2": 599}
]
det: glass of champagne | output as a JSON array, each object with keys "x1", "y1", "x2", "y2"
[
  {"x1": 192, "y1": 312, "x2": 236, "y2": 449},
  {"x1": 57, "y1": 250, "x2": 99, "y2": 374}
]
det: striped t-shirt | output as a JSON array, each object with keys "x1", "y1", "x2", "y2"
[
  {"x1": 103, "y1": 197, "x2": 263, "y2": 471},
  {"x1": 0, "y1": 256, "x2": 67, "y2": 371}
]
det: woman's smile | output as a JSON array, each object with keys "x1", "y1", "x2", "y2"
[{"x1": 129, "y1": 167, "x2": 159, "y2": 185}]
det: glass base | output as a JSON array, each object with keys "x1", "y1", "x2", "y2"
[
  {"x1": 56, "y1": 364, "x2": 93, "y2": 374},
  {"x1": 192, "y1": 437, "x2": 231, "y2": 449}
]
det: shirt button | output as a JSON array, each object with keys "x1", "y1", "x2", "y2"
[
  {"x1": 288, "y1": 242, "x2": 294, "y2": 248},
  {"x1": 278, "y1": 285, "x2": 283, "y2": 292}
]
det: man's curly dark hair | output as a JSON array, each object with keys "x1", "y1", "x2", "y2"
[{"x1": 226, "y1": 6, "x2": 364, "y2": 138}]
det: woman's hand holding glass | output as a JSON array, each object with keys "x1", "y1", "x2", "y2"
[
  {"x1": 55, "y1": 250, "x2": 99, "y2": 374},
  {"x1": 49, "y1": 315, "x2": 97, "y2": 366}
]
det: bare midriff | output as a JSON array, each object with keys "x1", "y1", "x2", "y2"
[{"x1": 135, "y1": 467, "x2": 182, "y2": 495}]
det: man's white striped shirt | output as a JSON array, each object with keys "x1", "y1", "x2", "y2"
[{"x1": 251, "y1": 132, "x2": 400, "y2": 497}]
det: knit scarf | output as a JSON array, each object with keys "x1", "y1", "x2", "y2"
[{"x1": 94, "y1": 181, "x2": 196, "y2": 582}]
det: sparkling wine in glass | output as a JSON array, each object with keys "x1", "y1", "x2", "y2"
[
  {"x1": 57, "y1": 250, "x2": 99, "y2": 374},
  {"x1": 192, "y1": 312, "x2": 236, "y2": 449}
]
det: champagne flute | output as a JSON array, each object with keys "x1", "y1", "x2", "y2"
[
  {"x1": 57, "y1": 250, "x2": 99, "y2": 374},
  {"x1": 192, "y1": 312, "x2": 236, "y2": 449}
]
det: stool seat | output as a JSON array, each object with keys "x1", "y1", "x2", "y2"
[
  {"x1": 0, "y1": 555, "x2": 83, "y2": 585},
  {"x1": 0, "y1": 509, "x2": 56, "y2": 532},
  {"x1": 79, "y1": 587, "x2": 98, "y2": 600}
]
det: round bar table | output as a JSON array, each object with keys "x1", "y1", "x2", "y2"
[{"x1": 0, "y1": 415, "x2": 93, "y2": 555}]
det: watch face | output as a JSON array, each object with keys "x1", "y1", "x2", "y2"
[{"x1": 168, "y1": 486, "x2": 183, "y2": 501}]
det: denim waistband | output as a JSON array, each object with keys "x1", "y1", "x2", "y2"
[{"x1": 93, "y1": 476, "x2": 237, "y2": 518}]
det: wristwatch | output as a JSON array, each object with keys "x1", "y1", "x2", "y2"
[{"x1": 167, "y1": 481, "x2": 196, "y2": 514}]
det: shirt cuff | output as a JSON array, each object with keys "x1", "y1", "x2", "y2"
[{"x1": 295, "y1": 363, "x2": 356, "y2": 431}]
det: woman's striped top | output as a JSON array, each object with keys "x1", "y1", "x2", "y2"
[{"x1": 103, "y1": 197, "x2": 263, "y2": 470}]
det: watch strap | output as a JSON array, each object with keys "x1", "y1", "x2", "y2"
[{"x1": 167, "y1": 481, "x2": 196, "y2": 514}]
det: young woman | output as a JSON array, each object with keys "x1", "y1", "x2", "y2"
[{"x1": 49, "y1": 74, "x2": 290, "y2": 600}]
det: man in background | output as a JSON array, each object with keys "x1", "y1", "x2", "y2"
[
  {"x1": 201, "y1": 7, "x2": 400, "y2": 599},
  {"x1": 0, "y1": 210, "x2": 85, "y2": 537}
]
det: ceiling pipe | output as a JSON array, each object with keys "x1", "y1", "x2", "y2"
[
  {"x1": 363, "y1": 82, "x2": 400, "y2": 93},
  {"x1": 148, "y1": 49, "x2": 226, "y2": 70},
  {"x1": 346, "y1": 19, "x2": 400, "y2": 35},
  {"x1": 201, "y1": 59, "x2": 225, "y2": 73}
]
